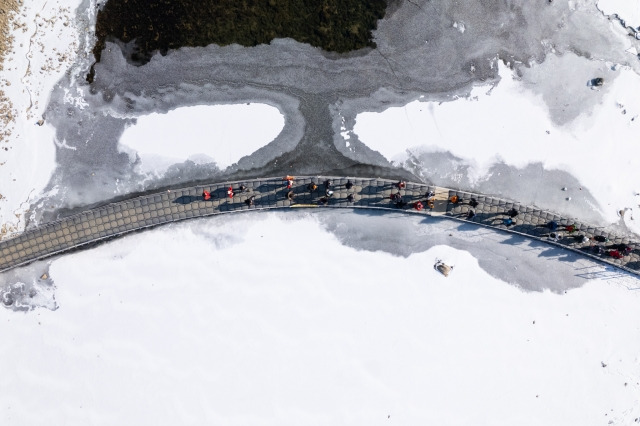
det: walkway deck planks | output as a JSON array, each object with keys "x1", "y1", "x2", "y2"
[{"x1": 0, "y1": 176, "x2": 638, "y2": 275}]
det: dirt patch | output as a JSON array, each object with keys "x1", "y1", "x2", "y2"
[
  {"x1": 0, "y1": 0, "x2": 18, "y2": 69},
  {"x1": 0, "y1": 0, "x2": 19, "y2": 143}
]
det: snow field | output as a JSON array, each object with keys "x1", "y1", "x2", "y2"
[
  {"x1": 598, "y1": 0, "x2": 640, "y2": 29},
  {"x1": 118, "y1": 104, "x2": 285, "y2": 176},
  {"x1": 1, "y1": 213, "x2": 639, "y2": 425},
  {"x1": 0, "y1": 0, "x2": 83, "y2": 237},
  {"x1": 353, "y1": 61, "x2": 640, "y2": 233}
]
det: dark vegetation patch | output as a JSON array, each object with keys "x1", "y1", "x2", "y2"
[{"x1": 88, "y1": 0, "x2": 387, "y2": 82}]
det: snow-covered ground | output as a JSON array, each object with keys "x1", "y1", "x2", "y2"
[
  {"x1": 1, "y1": 212, "x2": 639, "y2": 425},
  {"x1": 2, "y1": 0, "x2": 640, "y2": 423},
  {"x1": 598, "y1": 0, "x2": 640, "y2": 29},
  {"x1": 352, "y1": 59, "x2": 640, "y2": 233},
  {"x1": 0, "y1": 0, "x2": 82, "y2": 237},
  {"x1": 118, "y1": 104, "x2": 285, "y2": 177}
]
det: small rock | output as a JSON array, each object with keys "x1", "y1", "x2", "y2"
[
  {"x1": 566, "y1": 197, "x2": 571, "y2": 201},
  {"x1": 601, "y1": 361, "x2": 607, "y2": 368},
  {"x1": 562, "y1": 187, "x2": 568, "y2": 191},
  {"x1": 40, "y1": 273, "x2": 48, "y2": 280},
  {"x1": 36, "y1": 119, "x2": 44, "y2": 126}
]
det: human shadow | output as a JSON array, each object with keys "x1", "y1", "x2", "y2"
[
  {"x1": 624, "y1": 261, "x2": 640, "y2": 271},
  {"x1": 173, "y1": 195, "x2": 203, "y2": 204},
  {"x1": 361, "y1": 184, "x2": 394, "y2": 195},
  {"x1": 255, "y1": 182, "x2": 283, "y2": 193}
]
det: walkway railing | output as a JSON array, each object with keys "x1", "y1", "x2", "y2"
[{"x1": 0, "y1": 176, "x2": 638, "y2": 275}]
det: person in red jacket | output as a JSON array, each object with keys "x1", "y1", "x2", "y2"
[
  {"x1": 227, "y1": 186, "x2": 234, "y2": 198},
  {"x1": 413, "y1": 201, "x2": 424, "y2": 211},
  {"x1": 203, "y1": 190, "x2": 211, "y2": 200},
  {"x1": 607, "y1": 249, "x2": 623, "y2": 259},
  {"x1": 283, "y1": 176, "x2": 295, "y2": 189}
]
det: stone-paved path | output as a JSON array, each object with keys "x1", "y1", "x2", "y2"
[{"x1": 1, "y1": 176, "x2": 639, "y2": 275}]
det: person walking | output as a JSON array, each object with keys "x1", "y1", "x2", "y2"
[
  {"x1": 308, "y1": 182, "x2": 318, "y2": 192},
  {"x1": 326, "y1": 189, "x2": 334, "y2": 197},
  {"x1": 227, "y1": 186, "x2": 234, "y2": 198},
  {"x1": 607, "y1": 249, "x2": 623, "y2": 259},
  {"x1": 467, "y1": 209, "x2": 476, "y2": 219},
  {"x1": 469, "y1": 198, "x2": 478, "y2": 208},
  {"x1": 284, "y1": 177, "x2": 294, "y2": 189},
  {"x1": 287, "y1": 191, "x2": 295, "y2": 201},
  {"x1": 574, "y1": 234, "x2": 589, "y2": 244},
  {"x1": 347, "y1": 194, "x2": 355, "y2": 203},
  {"x1": 396, "y1": 181, "x2": 406, "y2": 190},
  {"x1": 507, "y1": 208, "x2": 519, "y2": 218},
  {"x1": 203, "y1": 190, "x2": 211, "y2": 201},
  {"x1": 413, "y1": 201, "x2": 424, "y2": 211},
  {"x1": 565, "y1": 224, "x2": 578, "y2": 233},
  {"x1": 324, "y1": 179, "x2": 332, "y2": 190},
  {"x1": 593, "y1": 235, "x2": 608, "y2": 243},
  {"x1": 245, "y1": 195, "x2": 255, "y2": 206},
  {"x1": 239, "y1": 184, "x2": 247, "y2": 192},
  {"x1": 345, "y1": 181, "x2": 353, "y2": 190},
  {"x1": 612, "y1": 243, "x2": 632, "y2": 253}
]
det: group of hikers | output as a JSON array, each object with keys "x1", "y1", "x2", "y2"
[
  {"x1": 199, "y1": 176, "x2": 358, "y2": 207},
  {"x1": 542, "y1": 220, "x2": 632, "y2": 259},
  {"x1": 197, "y1": 176, "x2": 634, "y2": 260},
  {"x1": 305, "y1": 178, "x2": 356, "y2": 205},
  {"x1": 202, "y1": 184, "x2": 255, "y2": 206}
]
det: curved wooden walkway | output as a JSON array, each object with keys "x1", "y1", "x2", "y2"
[{"x1": 1, "y1": 176, "x2": 639, "y2": 275}]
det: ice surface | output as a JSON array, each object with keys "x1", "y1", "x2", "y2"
[
  {"x1": 118, "y1": 104, "x2": 285, "y2": 176},
  {"x1": 352, "y1": 58, "x2": 640, "y2": 233},
  {"x1": 598, "y1": 0, "x2": 640, "y2": 28},
  {"x1": 1, "y1": 212, "x2": 639, "y2": 425},
  {"x1": 2, "y1": 0, "x2": 640, "y2": 420},
  {"x1": 22, "y1": 0, "x2": 639, "y2": 228}
]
